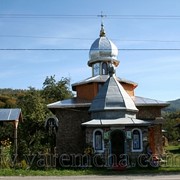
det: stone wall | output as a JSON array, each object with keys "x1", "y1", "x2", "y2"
[
  {"x1": 137, "y1": 106, "x2": 162, "y2": 120},
  {"x1": 84, "y1": 126, "x2": 152, "y2": 168},
  {"x1": 55, "y1": 107, "x2": 90, "y2": 155},
  {"x1": 54, "y1": 105, "x2": 164, "y2": 162}
]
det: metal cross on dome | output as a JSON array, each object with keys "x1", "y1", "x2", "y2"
[
  {"x1": 97, "y1": 11, "x2": 107, "y2": 25},
  {"x1": 98, "y1": 12, "x2": 107, "y2": 37}
]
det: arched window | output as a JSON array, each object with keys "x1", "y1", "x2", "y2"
[
  {"x1": 102, "y1": 62, "x2": 108, "y2": 75},
  {"x1": 93, "y1": 129, "x2": 104, "y2": 152},
  {"x1": 132, "y1": 129, "x2": 142, "y2": 152}
]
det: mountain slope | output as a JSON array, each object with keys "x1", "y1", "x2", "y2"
[{"x1": 164, "y1": 99, "x2": 180, "y2": 112}]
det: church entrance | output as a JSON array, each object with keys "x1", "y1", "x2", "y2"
[{"x1": 110, "y1": 129, "x2": 125, "y2": 167}]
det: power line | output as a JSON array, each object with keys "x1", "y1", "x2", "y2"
[
  {"x1": 1, "y1": 48, "x2": 180, "y2": 51},
  {"x1": 1, "y1": 35, "x2": 180, "y2": 43},
  {"x1": 0, "y1": 35, "x2": 93, "y2": 40},
  {"x1": 108, "y1": 15, "x2": 180, "y2": 19},
  {"x1": 0, "y1": 14, "x2": 97, "y2": 19},
  {"x1": 1, "y1": 14, "x2": 180, "y2": 19}
]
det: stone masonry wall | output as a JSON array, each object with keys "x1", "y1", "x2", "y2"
[
  {"x1": 54, "y1": 105, "x2": 164, "y2": 162},
  {"x1": 137, "y1": 106, "x2": 162, "y2": 120},
  {"x1": 55, "y1": 107, "x2": 90, "y2": 155}
]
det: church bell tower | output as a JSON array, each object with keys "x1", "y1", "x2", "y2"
[{"x1": 88, "y1": 23, "x2": 120, "y2": 77}]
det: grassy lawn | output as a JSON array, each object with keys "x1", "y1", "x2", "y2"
[
  {"x1": 165, "y1": 145, "x2": 180, "y2": 154},
  {"x1": 0, "y1": 145, "x2": 179, "y2": 176},
  {"x1": 162, "y1": 144, "x2": 180, "y2": 171},
  {"x1": 0, "y1": 167, "x2": 180, "y2": 176}
]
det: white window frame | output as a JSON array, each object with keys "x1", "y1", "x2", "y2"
[
  {"x1": 93, "y1": 129, "x2": 104, "y2": 153},
  {"x1": 131, "y1": 128, "x2": 143, "y2": 152}
]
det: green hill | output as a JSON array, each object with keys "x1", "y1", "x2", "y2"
[{"x1": 164, "y1": 99, "x2": 180, "y2": 112}]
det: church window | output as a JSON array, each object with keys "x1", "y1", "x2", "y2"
[
  {"x1": 93, "y1": 63, "x2": 100, "y2": 76},
  {"x1": 93, "y1": 129, "x2": 104, "y2": 152},
  {"x1": 102, "y1": 62, "x2": 108, "y2": 75},
  {"x1": 132, "y1": 129, "x2": 142, "y2": 152}
]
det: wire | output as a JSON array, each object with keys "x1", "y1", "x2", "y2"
[
  {"x1": 108, "y1": 15, "x2": 180, "y2": 20},
  {"x1": 1, "y1": 35, "x2": 180, "y2": 43},
  {"x1": 0, "y1": 14, "x2": 98, "y2": 19},
  {"x1": 1, "y1": 14, "x2": 180, "y2": 19},
  {"x1": 0, "y1": 48, "x2": 180, "y2": 51},
  {"x1": 0, "y1": 35, "x2": 93, "y2": 40}
]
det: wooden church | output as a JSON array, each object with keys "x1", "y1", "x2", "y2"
[{"x1": 47, "y1": 24, "x2": 169, "y2": 168}]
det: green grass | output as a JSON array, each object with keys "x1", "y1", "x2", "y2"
[
  {"x1": 165, "y1": 145, "x2": 180, "y2": 154},
  {"x1": 0, "y1": 167, "x2": 180, "y2": 176},
  {"x1": 0, "y1": 169, "x2": 90, "y2": 176},
  {"x1": 0, "y1": 145, "x2": 180, "y2": 176},
  {"x1": 161, "y1": 144, "x2": 180, "y2": 171}
]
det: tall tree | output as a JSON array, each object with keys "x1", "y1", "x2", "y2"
[
  {"x1": 42, "y1": 75, "x2": 73, "y2": 103},
  {"x1": 17, "y1": 87, "x2": 50, "y2": 155}
]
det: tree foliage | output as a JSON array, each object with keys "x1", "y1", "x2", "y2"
[
  {"x1": 0, "y1": 75, "x2": 73, "y2": 158},
  {"x1": 42, "y1": 75, "x2": 73, "y2": 103},
  {"x1": 0, "y1": 95, "x2": 17, "y2": 108},
  {"x1": 16, "y1": 87, "x2": 49, "y2": 155},
  {"x1": 17, "y1": 87, "x2": 47, "y2": 122},
  {"x1": 163, "y1": 111, "x2": 180, "y2": 143}
]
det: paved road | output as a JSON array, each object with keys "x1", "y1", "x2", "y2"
[{"x1": 0, "y1": 174, "x2": 180, "y2": 180}]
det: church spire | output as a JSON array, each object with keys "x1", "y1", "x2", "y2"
[
  {"x1": 99, "y1": 23, "x2": 106, "y2": 37},
  {"x1": 98, "y1": 11, "x2": 106, "y2": 37}
]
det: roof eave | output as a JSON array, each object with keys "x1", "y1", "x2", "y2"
[
  {"x1": 72, "y1": 75, "x2": 138, "y2": 90},
  {"x1": 82, "y1": 118, "x2": 152, "y2": 127},
  {"x1": 47, "y1": 103, "x2": 90, "y2": 109},
  {"x1": 136, "y1": 103, "x2": 170, "y2": 107}
]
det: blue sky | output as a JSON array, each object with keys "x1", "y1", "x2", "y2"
[{"x1": 0, "y1": 0, "x2": 180, "y2": 101}]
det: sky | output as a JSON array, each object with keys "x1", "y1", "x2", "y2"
[{"x1": 0, "y1": 0, "x2": 180, "y2": 101}]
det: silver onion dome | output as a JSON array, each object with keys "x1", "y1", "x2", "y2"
[{"x1": 88, "y1": 24, "x2": 119, "y2": 67}]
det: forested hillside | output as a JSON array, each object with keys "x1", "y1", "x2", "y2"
[{"x1": 164, "y1": 99, "x2": 180, "y2": 112}]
